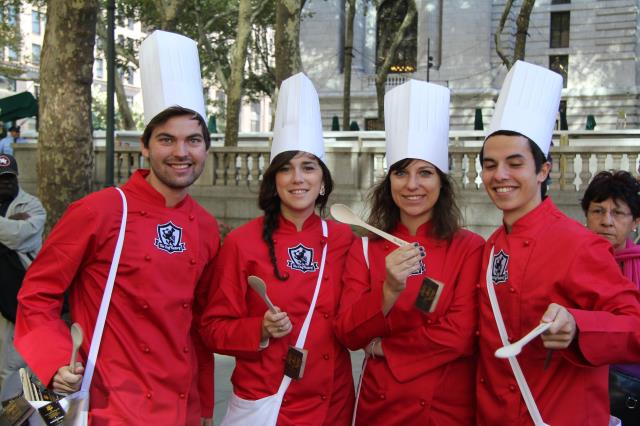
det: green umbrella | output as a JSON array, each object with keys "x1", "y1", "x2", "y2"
[
  {"x1": 585, "y1": 115, "x2": 596, "y2": 130},
  {"x1": 331, "y1": 116, "x2": 340, "y2": 131},
  {"x1": 474, "y1": 108, "x2": 484, "y2": 131},
  {"x1": 349, "y1": 120, "x2": 360, "y2": 131},
  {"x1": 0, "y1": 92, "x2": 38, "y2": 123},
  {"x1": 208, "y1": 115, "x2": 218, "y2": 133}
]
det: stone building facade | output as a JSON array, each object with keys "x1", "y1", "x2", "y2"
[{"x1": 300, "y1": 0, "x2": 640, "y2": 131}]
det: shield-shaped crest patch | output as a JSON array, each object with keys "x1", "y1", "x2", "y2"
[
  {"x1": 287, "y1": 244, "x2": 319, "y2": 273},
  {"x1": 154, "y1": 221, "x2": 186, "y2": 254},
  {"x1": 492, "y1": 249, "x2": 509, "y2": 284}
]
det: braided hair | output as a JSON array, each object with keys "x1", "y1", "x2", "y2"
[{"x1": 258, "y1": 150, "x2": 333, "y2": 281}]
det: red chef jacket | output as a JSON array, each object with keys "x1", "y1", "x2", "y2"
[
  {"x1": 200, "y1": 214, "x2": 355, "y2": 426},
  {"x1": 477, "y1": 197, "x2": 640, "y2": 425},
  {"x1": 335, "y1": 221, "x2": 484, "y2": 425},
  {"x1": 15, "y1": 170, "x2": 219, "y2": 425}
]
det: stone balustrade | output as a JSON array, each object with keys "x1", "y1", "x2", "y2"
[{"x1": 13, "y1": 129, "x2": 640, "y2": 237}]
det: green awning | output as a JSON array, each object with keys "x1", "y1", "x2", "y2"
[{"x1": 0, "y1": 91, "x2": 38, "y2": 123}]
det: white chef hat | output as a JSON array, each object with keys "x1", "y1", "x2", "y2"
[
  {"x1": 487, "y1": 60, "x2": 563, "y2": 156},
  {"x1": 384, "y1": 79, "x2": 450, "y2": 173},
  {"x1": 271, "y1": 73, "x2": 325, "y2": 163},
  {"x1": 139, "y1": 30, "x2": 206, "y2": 125}
]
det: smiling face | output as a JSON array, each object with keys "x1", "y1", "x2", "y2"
[
  {"x1": 389, "y1": 159, "x2": 441, "y2": 230},
  {"x1": 275, "y1": 152, "x2": 324, "y2": 224},
  {"x1": 586, "y1": 198, "x2": 640, "y2": 250},
  {"x1": 481, "y1": 134, "x2": 551, "y2": 228},
  {"x1": 141, "y1": 114, "x2": 207, "y2": 204}
]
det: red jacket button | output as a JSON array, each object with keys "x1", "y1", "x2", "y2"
[
  {"x1": 509, "y1": 384, "x2": 516, "y2": 392},
  {"x1": 323, "y1": 354, "x2": 330, "y2": 360},
  {"x1": 146, "y1": 393, "x2": 152, "y2": 399},
  {"x1": 144, "y1": 255, "x2": 151, "y2": 261},
  {"x1": 323, "y1": 313, "x2": 329, "y2": 319},
  {"x1": 189, "y1": 215, "x2": 195, "y2": 221},
  {"x1": 179, "y1": 393, "x2": 185, "y2": 399},
  {"x1": 320, "y1": 394, "x2": 327, "y2": 401},
  {"x1": 183, "y1": 347, "x2": 189, "y2": 353},
  {"x1": 140, "y1": 211, "x2": 147, "y2": 216},
  {"x1": 420, "y1": 400, "x2": 426, "y2": 407},
  {"x1": 190, "y1": 259, "x2": 196, "y2": 265},
  {"x1": 379, "y1": 393, "x2": 386, "y2": 400},
  {"x1": 183, "y1": 303, "x2": 189, "y2": 309}
]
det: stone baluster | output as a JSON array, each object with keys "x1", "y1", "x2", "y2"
[
  {"x1": 239, "y1": 153, "x2": 249, "y2": 185},
  {"x1": 561, "y1": 153, "x2": 576, "y2": 191},
  {"x1": 215, "y1": 152, "x2": 225, "y2": 185},
  {"x1": 450, "y1": 152, "x2": 464, "y2": 189},
  {"x1": 578, "y1": 153, "x2": 592, "y2": 191},
  {"x1": 374, "y1": 153, "x2": 386, "y2": 182},
  {"x1": 594, "y1": 153, "x2": 607, "y2": 176},
  {"x1": 549, "y1": 152, "x2": 561, "y2": 192},
  {"x1": 250, "y1": 153, "x2": 261, "y2": 185},
  {"x1": 467, "y1": 153, "x2": 479, "y2": 190},
  {"x1": 611, "y1": 152, "x2": 623, "y2": 171}
]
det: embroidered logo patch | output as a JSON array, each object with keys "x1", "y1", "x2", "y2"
[
  {"x1": 409, "y1": 259, "x2": 426, "y2": 277},
  {"x1": 0, "y1": 156, "x2": 9, "y2": 167},
  {"x1": 154, "y1": 221, "x2": 186, "y2": 254},
  {"x1": 287, "y1": 244, "x2": 318, "y2": 273},
  {"x1": 492, "y1": 249, "x2": 509, "y2": 284}
]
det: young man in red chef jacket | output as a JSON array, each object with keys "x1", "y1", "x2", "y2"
[
  {"x1": 14, "y1": 31, "x2": 219, "y2": 425},
  {"x1": 477, "y1": 60, "x2": 640, "y2": 426}
]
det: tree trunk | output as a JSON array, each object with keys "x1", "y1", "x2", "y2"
[
  {"x1": 495, "y1": 0, "x2": 536, "y2": 69},
  {"x1": 275, "y1": 0, "x2": 303, "y2": 89},
  {"x1": 39, "y1": 0, "x2": 98, "y2": 232},
  {"x1": 513, "y1": 0, "x2": 536, "y2": 63},
  {"x1": 375, "y1": 0, "x2": 417, "y2": 126},
  {"x1": 115, "y1": 71, "x2": 136, "y2": 130},
  {"x1": 225, "y1": 0, "x2": 252, "y2": 147},
  {"x1": 342, "y1": 0, "x2": 356, "y2": 130}
]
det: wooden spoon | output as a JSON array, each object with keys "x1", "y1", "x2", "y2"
[
  {"x1": 248, "y1": 276, "x2": 277, "y2": 314},
  {"x1": 69, "y1": 323, "x2": 83, "y2": 369},
  {"x1": 494, "y1": 322, "x2": 552, "y2": 358},
  {"x1": 330, "y1": 204, "x2": 409, "y2": 247}
]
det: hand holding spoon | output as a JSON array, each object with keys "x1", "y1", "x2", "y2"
[
  {"x1": 330, "y1": 204, "x2": 409, "y2": 247},
  {"x1": 69, "y1": 323, "x2": 83, "y2": 369},
  {"x1": 494, "y1": 322, "x2": 552, "y2": 358},
  {"x1": 248, "y1": 275, "x2": 277, "y2": 314}
]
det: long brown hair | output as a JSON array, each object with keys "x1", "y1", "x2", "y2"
[
  {"x1": 367, "y1": 158, "x2": 461, "y2": 241},
  {"x1": 258, "y1": 150, "x2": 333, "y2": 280}
]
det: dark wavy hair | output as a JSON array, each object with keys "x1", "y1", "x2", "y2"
[
  {"x1": 367, "y1": 158, "x2": 461, "y2": 242},
  {"x1": 581, "y1": 170, "x2": 640, "y2": 219},
  {"x1": 141, "y1": 106, "x2": 211, "y2": 149},
  {"x1": 480, "y1": 130, "x2": 552, "y2": 198},
  {"x1": 258, "y1": 150, "x2": 333, "y2": 280}
]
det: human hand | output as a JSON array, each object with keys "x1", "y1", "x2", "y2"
[
  {"x1": 540, "y1": 303, "x2": 577, "y2": 350},
  {"x1": 364, "y1": 338, "x2": 384, "y2": 358},
  {"x1": 8, "y1": 212, "x2": 29, "y2": 220},
  {"x1": 261, "y1": 307, "x2": 292, "y2": 340},
  {"x1": 384, "y1": 243, "x2": 424, "y2": 293},
  {"x1": 52, "y1": 363, "x2": 84, "y2": 394}
]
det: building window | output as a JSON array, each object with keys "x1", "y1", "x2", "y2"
[
  {"x1": 95, "y1": 58, "x2": 104, "y2": 79},
  {"x1": 127, "y1": 18, "x2": 135, "y2": 30},
  {"x1": 126, "y1": 95, "x2": 133, "y2": 106},
  {"x1": 376, "y1": 0, "x2": 417, "y2": 74},
  {"x1": 550, "y1": 12, "x2": 570, "y2": 48},
  {"x1": 32, "y1": 44, "x2": 41, "y2": 64},
  {"x1": 7, "y1": 47, "x2": 17, "y2": 61},
  {"x1": 365, "y1": 117, "x2": 383, "y2": 131},
  {"x1": 6, "y1": 6, "x2": 17, "y2": 26},
  {"x1": 125, "y1": 66, "x2": 134, "y2": 85},
  {"x1": 551, "y1": 0, "x2": 570, "y2": 4},
  {"x1": 32, "y1": 11, "x2": 41, "y2": 34},
  {"x1": 250, "y1": 102, "x2": 260, "y2": 132},
  {"x1": 549, "y1": 55, "x2": 568, "y2": 88}
]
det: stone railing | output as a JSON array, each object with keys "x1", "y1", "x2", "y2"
[{"x1": 13, "y1": 129, "x2": 640, "y2": 237}]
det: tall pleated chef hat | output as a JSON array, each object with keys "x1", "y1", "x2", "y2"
[
  {"x1": 487, "y1": 60, "x2": 563, "y2": 156},
  {"x1": 384, "y1": 79, "x2": 450, "y2": 173},
  {"x1": 271, "y1": 73, "x2": 325, "y2": 163},
  {"x1": 139, "y1": 30, "x2": 206, "y2": 125}
]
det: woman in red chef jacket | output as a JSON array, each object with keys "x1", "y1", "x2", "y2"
[
  {"x1": 335, "y1": 80, "x2": 484, "y2": 425},
  {"x1": 200, "y1": 73, "x2": 354, "y2": 426}
]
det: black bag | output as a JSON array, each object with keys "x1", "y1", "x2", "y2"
[
  {"x1": 610, "y1": 367, "x2": 640, "y2": 426},
  {"x1": 0, "y1": 242, "x2": 26, "y2": 322}
]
